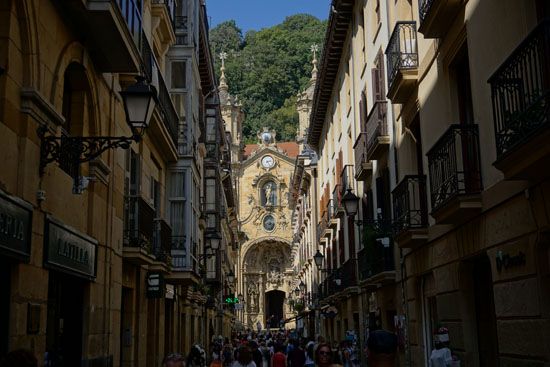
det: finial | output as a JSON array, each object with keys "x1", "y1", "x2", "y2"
[
  {"x1": 219, "y1": 51, "x2": 228, "y2": 89},
  {"x1": 310, "y1": 44, "x2": 319, "y2": 80}
]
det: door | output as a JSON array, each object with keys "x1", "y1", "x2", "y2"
[
  {"x1": 46, "y1": 272, "x2": 84, "y2": 367},
  {"x1": 473, "y1": 255, "x2": 499, "y2": 366},
  {"x1": 265, "y1": 290, "x2": 285, "y2": 328},
  {"x1": 0, "y1": 258, "x2": 10, "y2": 358}
]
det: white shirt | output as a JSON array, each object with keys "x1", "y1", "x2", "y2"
[{"x1": 429, "y1": 348, "x2": 452, "y2": 367}]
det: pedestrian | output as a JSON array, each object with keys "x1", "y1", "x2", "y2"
[
  {"x1": 429, "y1": 327, "x2": 453, "y2": 367},
  {"x1": 187, "y1": 345, "x2": 205, "y2": 367},
  {"x1": 223, "y1": 344, "x2": 234, "y2": 367},
  {"x1": 304, "y1": 341, "x2": 315, "y2": 367},
  {"x1": 232, "y1": 346, "x2": 256, "y2": 367},
  {"x1": 365, "y1": 330, "x2": 397, "y2": 367},
  {"x1": 250, "y1": 341, "x2": 263, "y2": 367},
  {"x1": 260, "y1": 341, "x2": 272, "y2": 367},
  {"x1": 314, "y1": 343, "x2": 332, "y2": 367},
  {"x1": 0, "y1": 349, "x2": 37, "y2": 367},
  {"x1": 271, "y1": 344, "x2": 287, "y2": 367},
  {"x1": 287, "y1": 339, "x2": 305, "y2": 367}
]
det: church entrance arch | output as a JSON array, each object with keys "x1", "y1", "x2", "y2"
[
  {"x1": 241, "y1": 237, "x2": 293, "y2": 329},
  {"x1": 265, "y1": 290, "x2": 285, "y2": 329}
]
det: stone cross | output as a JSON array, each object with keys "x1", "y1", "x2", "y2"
[
  {"x1": 310, "y1": 44, "x2": 319, "y2": 60},
  {"x1": 219, "y1": 51, "x2": 228, "y2": 68}
]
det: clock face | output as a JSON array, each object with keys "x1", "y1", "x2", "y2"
[
  {"x1": 263, "y1": 215, "x2": 276, "y2": 232},
  {"x1": 261, "y1": 155, "x2": 275, "y2": 168}
]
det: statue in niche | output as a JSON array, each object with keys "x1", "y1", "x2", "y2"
[
  {"x1": 262, "y1": 181, "x2": 277, "y2": 206},
  {"x1": 247, "y1": 282, "x2": 259, "y2": 312}
]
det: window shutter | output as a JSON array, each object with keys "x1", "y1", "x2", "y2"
[{"x1": 372, "y1": 67, "x2": 381, "y2": 102}]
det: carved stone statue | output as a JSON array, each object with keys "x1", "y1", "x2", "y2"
[{"x1": 247, "y1": 282, "x2": 259, "y2": 312}]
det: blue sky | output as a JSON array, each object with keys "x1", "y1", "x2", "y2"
[{"x1": 205, "y1": 0, "x2": 331, "y2": 32}]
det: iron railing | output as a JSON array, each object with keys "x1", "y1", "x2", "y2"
[
  {"x1": 427, "y1": 124, "x2": 483, "y2": 212},
  {"x1": 320, "y1": 258, "x2": 358, "y2": 297},
  {"x1": 354, "y1": 132, "x2": 369, "y2": 177},
  {"x1": 489, "y1": 20, "x2": 550, "y2": 158},
  {"x1": 340, "y1": 165, "x2": 355, "y2": 192},
  {"x1": 326, "y1": 199, "x2": 335, "y2": 220},
  {"x1": 392, "y1": 175, "x2": 428, "y2": 234},
  {"x1": 386, "y1": 21, "x2": 418, "y2": 88},
  {"x1": 124, "y1": 195, "x2": 155, "y2": 251},
  {"x1": 418, "y1": 0, "x2": 436, "y2": 24},
  {"x1": 175, "y1": 16, "x2": 188, "y2": 45},
  {"x1": 366, "y1": 101, "x2": 388, "y2": 158},
  {"x1": 358, "y1": 221, "x2": 395, "y2": 281},
  {"x1": 153, "y1": 218, "x2": 172, "y2": 264},
  {"x1": 140, "y1": 32, "x2": 179, "y2": 146},
  {"x1": 332, "y1": 184, "x2": 343, "y2": 214},
  {"x1": 116, "y1": 0, "x2": 142, "y2": 48}
]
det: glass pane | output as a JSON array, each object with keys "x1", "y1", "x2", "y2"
[{"x1": 171, "y1": 61, "x2": 186, "y2": 89}]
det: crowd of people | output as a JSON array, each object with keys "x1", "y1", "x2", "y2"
[
  {"x1": 161, "y1": 328, "x2": 398, "y2": 367},
  {"x1": 0, "y1": 330, "x2": 398, "y2": 367}
]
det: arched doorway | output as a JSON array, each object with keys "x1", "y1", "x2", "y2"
[{"x1": 265, "y1": 290, "x2": 285, "y2": 329}]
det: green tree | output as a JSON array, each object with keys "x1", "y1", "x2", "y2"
[{"x1": 209, "y1": 14, "x2": 327, "y2": 142}]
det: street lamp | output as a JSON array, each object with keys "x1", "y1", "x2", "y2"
[
  {"x1": 227, "y1": 270, "x2": 235, "y2": 284},
  {"x1": 313, "y1": 250, "x2": 324, "y2": 270},
  {"x1": 299, "y1": 280, "x2": 306, "y2": 294},
  {"x1": 294, "y1": 287, "x2": 301, "y2": 297},
  {"x1": 38, "y1": 76, "x2": 157, "y2": 193},
  {"x1": 342, "y1": 189, "x2": 360, "y2": 217},
  {"x1": 206, "y1": 232, "x2": 221, "y2": 250}
]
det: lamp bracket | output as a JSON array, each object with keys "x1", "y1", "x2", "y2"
[{"x1": 38, "y1": 126, "x2": 139, "y2": 176}]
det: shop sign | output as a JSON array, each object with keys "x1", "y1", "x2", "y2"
[
  {"x1": 44, "y1": 217, "x2": 97, "y2": 280},
  {"x1": 0, "y1": 191, "x2": 32, "y2": 261},
  {"x1": 496, "y1": 250, "x2": 526, "y2": 272},
  {"x1": 147, "y1": 272, "x2": 164, "y2": 298}
]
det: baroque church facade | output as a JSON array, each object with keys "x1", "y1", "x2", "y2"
[{"x1": 218, "y1": 55, "x2": 303, "y2": 330}]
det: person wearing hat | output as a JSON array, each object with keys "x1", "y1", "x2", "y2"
[
  {"x1": 365, "y1": 330, "x2": 398, "y2": 367},
  {"x1": 429, "y1": 327, "x2": 453, "y2": 367}
]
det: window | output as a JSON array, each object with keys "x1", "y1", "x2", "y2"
[
  {"x1": 151, "y1": 177, "x2": 160, "y2": 217},
  {"x1": 372, "y1": 51, "x2": 386, "y2": 103},
  {"x1": 171, "y1": 60, "x2": 186, "y2": 89},
  {"x1": 168, "y1": 170, "x2": 186, "y2": 250},
  {"x1": 261, "y1": 181, "x2": 278, "y2": 206}
]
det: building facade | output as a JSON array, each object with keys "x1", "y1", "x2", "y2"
[
  {"x1": 0, "y1": 0, "x2": 237, "y2": 365},
  {"x1": 293, "y1": 0, "x2": 550, "y2": 366}
]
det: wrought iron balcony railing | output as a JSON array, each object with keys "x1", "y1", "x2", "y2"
[
  {"x1": 489, "y1": 20, "x2": 550, "y2": 159},
  {"x1": 353, "y1": 132, "x2": 369, "y2": 177},
  {"x1": 427, "y1": 124, "x2": 483, "y2": 212},
  {"x1": 321, "y1": 258, "x2": 358, "y2": 297},
  {"x1": 116, "y1": 0, "x2": 142, "y2": 48},
  {"x1": 152, "y1": 218, "x2": 172, "y2": 264},
  {"x1": 140, "y1": 32, "x2": 179, "y2": 146},
  {"x1": 386, "y1": 22, "x2": 419, "y2": 89},
  {"x1": 392, "y1": 175, "x2": 428, "y2": 234},
  {"x1": 326, "y1": 199, "x2": 335, "y2": 220},
  {"x1": 124, "y1": 195, "x2": 155, "y2": 251},
  {"x1": 175, "y1": 16, "x2": 189, "y2": 45},
  {"x1": 358, "y1": 221, "x2": 395, "y2": 281},
  {"x1": 366, "y1": 101, "x2": 389, "y2": 159},
  {"x1": 340, "y1": 165, "x2": 355, "y2": 192}
]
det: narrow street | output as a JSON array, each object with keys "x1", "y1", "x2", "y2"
[{"x1": 0, "y1": 0, "x2": 549, "y2": 366}]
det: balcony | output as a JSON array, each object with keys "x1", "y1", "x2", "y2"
[
  {"x1": 320, "y1": 206, "x2": 332, "y2": 238},
  {"x1": 332, "y1": 184, "x2": 344, "y2": 218},
  {"x1": 489, "y1": 21, "x2": 550, "y2": 180},
  {"x1": 418, "y1": 0, "x2": 463, "y2": 39},
  {"x1": 167, "y1": 235, "x2": 201, "y2": 284},
  {"x1": 140, "y1": 35, "x2": 179, "y2": 150},
  {"x1": 123, "y1": 195, "x2": 156, "y2": 265},
  {"x1": 354, "y1": 132, "x2": 373, "y2": 181},
  {"x1": 151, "y1": 218, "x2": 172, "y2": 271},
  {"x1": 427, "y1": 124, "x2": 483, "y2": 223},
  {"x1": 151, "y1": 0, "x2": 176, "y2": 51},
  {"x1": 56, "y1": 0, "x2": 143, "y2": 72},
  {"x1": 340, "y1": 165, "x2": 355, "y2": 192},
  {"x1": 327, "y1": 199, "x2": 339, "y2": 229},
  {"x1": 366, "y1": 101, "x2": 389, "y2": 160},
  {"x1": 174, "y1": 16, "x2": 189, "y2": 45},
  {"x1": 319, "y1": 259, "x2": 358, "y2": 299},
  {"x1": 386, "y1": 22, "x2": 419, "y2": 103},
  {"x1": 392, "y1": 175, "x2": 429, "y2": 248},
  {"x1": 358, "y1": 222, "x2": 395, "y2": 289}
]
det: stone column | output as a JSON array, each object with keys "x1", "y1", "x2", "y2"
[{"x1": 258, "y1": 274, "x2": 265, "y2": 327}]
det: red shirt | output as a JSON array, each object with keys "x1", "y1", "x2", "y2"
[{"x1": 272, "y1": 352, "x2": 286, "y2": 367}]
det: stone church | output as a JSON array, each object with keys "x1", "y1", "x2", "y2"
[{"x1": 218, "y1": 50, "x2": 315, "y2": 329}]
